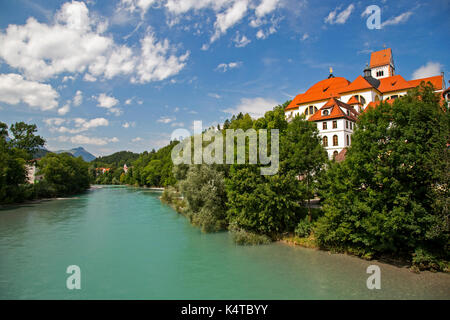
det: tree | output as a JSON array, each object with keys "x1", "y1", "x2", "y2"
[
  {"x1": 281, "y1": 115, "x2": 328, "y2": 221},
  {"x1": 180, "y1": 165, "x2": 228, "y2": 232},
  {"x1": 38, "y1": 153, "x2": 90, "y2": 195},
  {"x1": 316, "y1": 84, "x2": 450, "y2": 266},
  {"x1": 9, "y1": 122, "x2": 45, "y2": 158}
]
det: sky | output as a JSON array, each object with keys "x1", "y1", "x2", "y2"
[{"x1": 0, "y1": 0, "x2": 448, "y2": 156}]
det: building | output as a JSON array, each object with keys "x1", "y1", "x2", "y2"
[
  {"x1": 123, "y1": 164, "x2": 128, "y2": 174},
  {"x1": 285, "y1": 48, "x2": 446, "y2": 159}
]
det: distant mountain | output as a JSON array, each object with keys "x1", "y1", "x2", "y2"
[
  {"x1": 33, "y1": 148, "x2": 50, "y2": 159},
  {"x1": 55, "y1": 147, "x2": 96, "y2": 162}
]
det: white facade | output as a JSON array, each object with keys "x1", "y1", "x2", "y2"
[
  {"x1": 371, "y1": 65, "x2": 392, "y2": 79},
  {"x1": 316, "y1": 118, "x2": 355, "y2": 159}
]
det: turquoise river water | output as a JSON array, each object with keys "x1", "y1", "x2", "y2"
[{"x1": 0, "y1": 186, "x2": 449, "y2": 299}]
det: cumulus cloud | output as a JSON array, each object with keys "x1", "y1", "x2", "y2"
[
  {"x1": 132, "y1": 137, "x2": 143, "y2": 142},
  {"x1": 164, "y1": 0, "x2": 279, "y2": 43},
  {"x1": 381, "y1": 11, "x2": 413, "y2": 28},
  {"x1": 324, "y1": 4, "x2": 355, "y2": 24},
  {"x1": 211, "y1": 0, "x2": 249, "y2": 43},
  {"x1": 412, "y1": 62, "x2": 443, "y2": 80},
  {"x1": 0, "y1": 73, "x2": 59, "y2": 111},
  {"x1": 119, "y1": 0, "x2": 157, "y2": 18},
  {"x1": 223, "y1": 97, "x2": 279, "y2": 118},
  {"x1": 44, "y1": 117, "x2": 109, "y2": 134},
  {"x1": 0, "y1": 1, "x2": 188, "y2": 84},
  {"x1": 57, "y1": 135, "x2": 119, "y2": 146},
  {"x1": 122, "y1": 121, "x2": 136, "y2": 128},
  {"x1": 215, "y1": 61, "x2": 242, "y2": 72},
  {"x1": 58, "y1": 104, "x2": 71, "y2": 115},
  {"x1": 73, "y1": 90, "x2": 83, "y2": 106},
  {"x1": 96, "y1": 93, "x2": 122, "y2": 116}
]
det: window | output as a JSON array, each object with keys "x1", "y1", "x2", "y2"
[
  {"x1": 353, "y1": 95, "x2": 366, "y2": 105},
  {"x1": 390, "y1": 95, "x2": 399, "y2": 100},
  {"x1": 350, "y1": 122, "x2": 353, "y2": 130},
  {"x1": 376, "y1": 70, "x2": 384, "y2": 77},
  {"x1": 333, "y1": 135, "x2": 338, "y2": 146},
  {"x1": 347, "y1": 135, "x2": 350, "y2": 146},
  {"x1": 323, "y1": 109, "x2": 329, "y2": 116},
  {"x1": 323, "y1": 122, "x2": 327, "y2": 130},
  {"x1": 346, "y1": 121, "x2": 349, "y2": 129},
  {"x1": 332, "y1": 121, "x2": 337, "y2": 129},
  {"x1": 333, "y1": 151, "x2": 339, "y2": 159},
  {"x1": 323, "y1": 136, "x2": 328, "y2": 147},
  {"x1": 309, "y1": 105, "x2": 314, "y2": 115},
  {"x1": 305, "y1": 105, "x2": 317, "y2": 116}
]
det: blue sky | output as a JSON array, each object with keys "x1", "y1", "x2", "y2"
[{"x1": 0, "y1": 0, "x2": 448, "y2": 156}]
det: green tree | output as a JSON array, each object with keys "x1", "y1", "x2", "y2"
[
  {"x1": 38, "y1": 153, "x2": 90, "y2": 196},
  {"x1": 281, "y1": 115, "x2": 328, "y2": 221},
  {"x1": 9, "y1": 122, "x2": 45, "y2": 158},
  {"x1": 316, "y1": 84, "x2": 450, "y2": 267}
]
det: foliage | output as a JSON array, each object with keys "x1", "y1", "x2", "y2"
[
  {"x1": 8, "y1": 122, "x2": 45, "y2": 158},
  {"x1": 179, "y1": 164, "x2": 228, "y2": 233},
  {"x1": 229, "y1": 222, "x2": 272, "y2": 245},
  {"x1": 295, "y1": 218, "x2": 313, "y2": 238},
  {"x1": 38, "y1": 153, "x2": 90, "y2": 195},
  {"x1": 315, "y1": 84, "x2": 450, "y2": 268},
  {"x1": 91, "y1": 151, "x2": 139, "y2": 168}
]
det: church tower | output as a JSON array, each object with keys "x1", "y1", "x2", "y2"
[{"x1": 369, "y1": 48, "x2": 395, "y2": 79}]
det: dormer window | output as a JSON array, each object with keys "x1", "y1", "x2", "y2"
[{"x1": 323, "y1": 109, "x2": 329, "y2": 116}]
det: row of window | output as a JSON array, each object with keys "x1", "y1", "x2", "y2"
[
  {"x1": 375, "y1": 70, "x2": 385, "y2": 77},
  {"x1": 322, "y1": 135, "x2": 351, "y2": 147},
  {"x1": 322, "y1": 120, "x2": 353, "y2": 130}
]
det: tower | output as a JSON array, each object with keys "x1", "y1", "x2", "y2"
[{"x1": 369, "y1": 48, "x2": 395, "y2": 79}]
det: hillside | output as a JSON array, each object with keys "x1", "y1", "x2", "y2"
[{"x1": 91, "y1": 151, "x2": 140, "y2": 168}]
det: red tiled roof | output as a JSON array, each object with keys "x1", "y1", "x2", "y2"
[
  {"x1": 308, "y1": 98, "x2": 359, "y2": 122},
  {"x1": 347, "y1": 96, "x2": 362, "y2": 105},
  {"x1": 286, "y1": 77, "x2": 351, "y2": 110},
  {"x1": 408, "y1": 75, "x2": 443, "y2": 91},
  {"x1": 364, "y1": 99, "x2": 396, "y2": 112},
  {"x1": 370, "y1": 48, "x2": 392, "y2": 68},
  {"x1": 340, "y1": 75, "x2": 375, "y2": 94},
  {"x1": 335, "y1": 148, "x2": 347, "y2": 162},
  {"x1": 377, "y1": 75, "x2": 414, "y2": 94}
]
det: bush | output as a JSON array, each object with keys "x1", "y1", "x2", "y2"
[
  {"x1": 295, "y1": 218, "x2": 312, "y2": 238},
  {"x1": 229, "y1": 223, "x2": 272, "y2": 245}
]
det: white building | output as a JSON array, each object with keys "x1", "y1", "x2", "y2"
[{"x1": 285, "y1": 48, "x2": 446, "y2": 159}]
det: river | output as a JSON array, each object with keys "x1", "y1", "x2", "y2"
[{"x1": 0, "y1": 186, "x2": 448, "y2": 299}]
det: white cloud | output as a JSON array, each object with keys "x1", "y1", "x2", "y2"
[
  {"x1": 57, "y1": 135, "x2": 119, "y2": 146},
  {"x1": 233, "y1": 33, "x2": 251, "y2": 47},
  {"x1": 208, "y1": 93, "x2": 222, "y2": 99},
  {"x1": 300, "y1": 33, "x2": 309, "y2": 41},
  {"x1": 223, "y1": 97, "x2": 278, "y2": 118},
  {"x1": 211, "y1": 0, "x2": 249, "y2": 43},
  {"x1": 381, "y1": 11, "x2": 413, "y2": 28},
  {"x1": 83, "y1": 73, "x2": 97, "y2": 82},
  {"x1": 157, "y1": 116, "x2": 176, "y2": 124},
  {"x1": 96, "y1": 93, "x2": 122, "y2": 116},
  {"x1": 0, "y1": 1, "x2": 187, "y2": 84},
  {"x1": 171, "y1": 122, "x2": 184, "y2": 127},
  {"x1": 45, "y1": 117, "x2": 109, "y2": 134},
  {"x1": 325, "y1": 4, "x2": 355, "y2": 24},
  {"x1": 132, "y1": 33, "x2": 190, "y2": 84},
  {"x1": 119, "y1": 0, "x2": 157, "y2": 18},
  {"x1": 122, "y1": 121, "x2": 136, "y2": 128},
  {"x1": 125, "y1": 98, "x2": 133, "y2": 105},
  {"x1": 0, "y1": 73, "x2": 59, "y2": 111},
  {"x1": 215, "y1": 61, "x2": 242, "y2": 72},
  {"x1": 58, "y1": 104, "x2": 71, "y2": 115},
  {"x1": 73, "y1": 90, "x2": 83, "y2": 106},
  {"x1": 412, "y1": 62, "x2": 443, "y2": 80},
  {"x1": 255, "y1": 0, "x2": 280, "y2": 18},
  {"x1": 132, "y1": 137, "x2": 143, "y2": 142}
]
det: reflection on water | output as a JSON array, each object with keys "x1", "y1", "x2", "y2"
[{"x1": 0, "y1": 186, "x2": 449, "y2": 299}]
